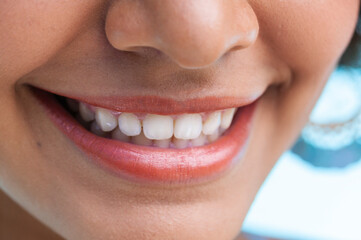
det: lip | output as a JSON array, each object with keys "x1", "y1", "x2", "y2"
[
  {"x1": 32, "y1": 87, "x2": 257, "y2": 183},
  {"x1": 34, "y1": 86, "x2": 261, "y2": 114}
]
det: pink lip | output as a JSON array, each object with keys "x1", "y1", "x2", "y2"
[
  {"x1": 33, "y1": 88, "x2": 257, "y2": 183},
  {"x1": 35, "y1": 86, "x2": 260, "y2": 114}
]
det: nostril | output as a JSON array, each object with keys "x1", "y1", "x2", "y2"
[{"x1": 122, "y1": 46, "x2": 164, "y2": 58}]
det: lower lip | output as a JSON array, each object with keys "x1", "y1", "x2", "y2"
[{"x1": 33, "y1": 88, "x2": 257, "y2": 184}]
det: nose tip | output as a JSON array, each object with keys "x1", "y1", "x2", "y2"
[{"x1": 105, "y1": 0, "x2": 259, "y2": 69}]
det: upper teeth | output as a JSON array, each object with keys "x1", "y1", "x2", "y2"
[
  {"x1": 174, "y1": 113, "x2": 202, "y2": 139},
  {"x1": 143, "y1": 114, "x2": 174, "y2": 140},
  {"x1": 118, "y1": 113, "x2": 142, "y2": 136},
  {"x1": 69, "y1": 100, "x2": 237, "y2": 148},
  {"x1": 202, "y1": 111, "x2": 221, "y2": 135},
  {"x1": 220, "y1": 108, "x2": 236, "y2": 129},
  {"x1": 95, "y1": 108, "x2": 117, "y2": 132},
  {"x1": 79, "y1": 102, "x2": 95, "y2": 122}
]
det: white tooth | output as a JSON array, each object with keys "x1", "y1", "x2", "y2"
[
  {"x1": 154, "y1": 139, "x2": 171, "y2": 148},
  {"x1": 174, "y1": 114, "x2": 202, "y2": 139},
  {"x1": 95, "y1": 108, "x2": 117, "y2": 132},
  {"x1": 173, "y1": 138, "x2": 188, "y2": 149},
  {"x1": 143, "y1": 114, "x2": 173, "y2": 140},
  {"x1": 207, "y1": 129, "x2": 220, "y2": 143},
  {"x1": 132, "y1": 132, "x2": 153, "y2": 146},
  {"x1": 79, "y1": 103, "x2": 95, "y2": 122},
  {"x1": 202, "y1": 111, "x2": 221, "y2": 135},
  {"x1": 66, "y1": 98, "x2": 79, "y2": 112},
  {"x1": 111, "y1": 128, "x2": 130, "y2": 142},
  {"x1": 191, "y1": 133, "x2": 207, "y2": 147},
  {"x1": 221, "y1": 108, "x2": 236, "y2": 129},
  {"x1": 90, "y1": 121, "x2": 107, "y2": 137},
  {"x1": 118, "y1": 113, "x2": 141, "y2": 136}
]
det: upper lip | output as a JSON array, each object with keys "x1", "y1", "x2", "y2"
[
  {"x1": 32, "y1": 86, "x2": 263, "y2": 114},
  {"x1": 22, "y1": 52, "x2": 280, "y2": 114}
]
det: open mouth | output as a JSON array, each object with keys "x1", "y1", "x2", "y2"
[
  {"x1": 65, "y1": 98, "x2": 238, "y2": 148},
  {"x1": 32, "y1": 86, "x2": 257, "y2": 184}
]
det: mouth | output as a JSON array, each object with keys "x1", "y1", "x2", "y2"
[{"x1": 31, "y1": 86, "x2": 258, "y2": 184}]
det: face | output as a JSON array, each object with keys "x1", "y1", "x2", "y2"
[{"x1": 0, "y1": 0, "x2": 359, "y2": 239}]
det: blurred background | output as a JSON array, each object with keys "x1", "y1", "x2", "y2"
[{"x1": 242, "y1": 67, "x2": 361, "y2": 240}]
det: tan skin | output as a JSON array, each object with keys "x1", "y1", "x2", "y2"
[{"x1": 0, "y1": 1, "x2": 359, "y2": 239}]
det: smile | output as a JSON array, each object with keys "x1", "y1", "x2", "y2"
[
  {"x1": 32, "y1": 87, "x2": 258, "y2": 183},
  {"x1": 70, "y1": 99, "x2": 238, "y2": 148}
]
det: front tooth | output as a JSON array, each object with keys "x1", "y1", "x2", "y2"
[
  {"x1": 118, "y1": 113, "x2": 141, "y2": 136},
  {"x1": 154, "y1": 139, "x2": 171, "y2": 148},
  {"x1": 191, "y1": 133, "x2": 207, "y2": 147},
  {"x1": 79, "y1": 103, "x2": 95, "y2": 122},
  {"x1": 173, "y1": 138, "x2": 188, "y2": 149},
  {"x1": 111, "y1": 128, "x2": 130, "y2": 142},
  {"x1": 95, "y1": 108, "x2": 117, "y2": 132},
  {"x1": 132, "y1": 132, "x2": 153, "y2": 146},
  {"x1": 202, "y1": 111, "x2": 221, "y2": 135},
  {"x1": 143, "y1": 114, "x2": 173, "y2": 140},
  {"x1": 174, "y1": 114, "x2": 202, "y2": 139},
  {"x1": 221, "y1": 108, "x2": 236, "y2": 129}
]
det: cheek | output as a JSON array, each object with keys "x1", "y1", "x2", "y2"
[
  {"x1": 0, "y1": 0, "x2": 100, "y2": 85},
  {"x1": 252, "y1": 0, "x2": 359, "y2": 75}
]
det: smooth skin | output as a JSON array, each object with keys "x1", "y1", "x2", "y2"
[{"x1": 0, "y1": 1, "x2": 359, "y2": 239}]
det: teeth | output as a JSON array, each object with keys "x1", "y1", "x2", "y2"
[
  {"x1": 118, "y1": 113, "x2": 141, "y2": 136},
  {"x1": 111, "y1": 128, "x2": 130, "y2": 142},
  {"x1": 174, "y1": 114, "x2": 202, "y2": 140},
  {"x1": 173, "y1": 138, "x2": 188, "y2": 149},
  {"x1": 79, "y1": 103, "x2": 95, "y2": 122},
  {"x1": 74, "y1": 100, "x2": 239, "y2": 148},
  {"x1": 132, "y1": 132, "x2": 153, "y2": 146},
  {"x1": 221, "y1": 108, "x2": 236, "y2": 129},
  {"x1": 202, "y1": 111, "x2": 221, "y2": 135},
  {"x1": 191, "y1": 133, "x2": 207, "y2": 147},
  {"x1": 95, "y1": 108, "x2": 117, "y2": 132},
  {"x1": 143, "y1": 114, "x2": 173, "y2": 140},
  {"x1": 154, "y1": 139, "x2": 171, "y2": 148}
]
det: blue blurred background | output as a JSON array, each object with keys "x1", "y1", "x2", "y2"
[{"x1": 242, "y1": 67, "x2": 361, "y2": 240}]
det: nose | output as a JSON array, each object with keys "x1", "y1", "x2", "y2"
[{"x1": 105, "y1": 0, "x2": 259, "y2": 69}]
